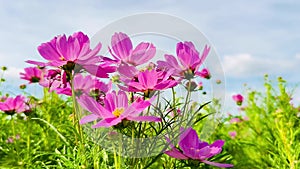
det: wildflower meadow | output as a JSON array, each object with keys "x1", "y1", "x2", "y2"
[{"x1": 1, "y1": 20, "x2": 299, "y2": 169}]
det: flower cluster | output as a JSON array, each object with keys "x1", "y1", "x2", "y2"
[{"x1": 2, "y1": 31, "x2": 233, "y2": 168}]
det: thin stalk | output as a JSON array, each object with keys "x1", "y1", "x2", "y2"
[
  {"x1": 11, "y1": 117, "x2": 20, "y2": 160},
  {"x1": 179, "y1": 80, "x2": 192, "y2": 128},
  {"x1": 70, "y1": 75, "x2": 86, "y2": 167},
  {"x1": 113, "y1": 144, "x2": 119, "y2": 169},
  {"x1": 26, "y1": 116, "x2": 31, "y2": 163}
]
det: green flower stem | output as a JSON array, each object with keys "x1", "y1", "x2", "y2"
[
  {"x1": 69, "y1": 73, "x2": 86, "y2": 166},
  {"x1": 26, "y1": 116, "x2": 31, "y2": 163},
  {"x1": 11, "y1": 117, "x2": 20, "y2": 161}
]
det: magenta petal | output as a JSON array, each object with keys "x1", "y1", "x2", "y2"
[
  {"x1": 92, "y1": 117, "x2": 122, "y2": 128},
  {"x1": 26, "y1": 60, "x2": 48, "y2": 67},
  {"x1": 138, "y1": 70, "x2": 157, "y2": 89},
  {"x1": 154, "y1": 80, "x2": 178, "y2": 90},
  {"x1": 117, "y1": 63, "x2": 139, "y2": 79},
  {"x1": 80, "y1": 114, "x2": 99, "y2": 124},
  {"x1": 165, "y1": 148, "x2": 189, "y2": 160},
  {"x1": 83, "y1": 64, "x2": 115, "y2": 78},
  {"x1": 116, "y1": 90, "x2": 129, "y2": 108},
  {"x1": 127, "y1": 116, "x2": 161, "y2": 122},
  {"x1": 127, "y1": 81, "x2": 145, "y2": 91},
  {"x1": 79, "y1": 42, "x2": 102, "y2": 60},
  {"x1": 201, "y1": 160, "x2": 233, "y2": 168},
  {"x1": 179, "y1": 127, "x2": 201, "y2": 151},
  {"x1": 111, "y1": 32, "x2": 132, "y2": 60},
  {"x1": 199, "y1": 45, "x2": 210, "y2": 66},
  {"x1": 78, "y1": 95, "x2": 113, "y2": 119},
  {"x1": 38, "y1": 41, "x2": 61, "y2": 61},
  {"x1": 164, "y1": 54, "x2": 180, "y2": 69},
  {"x1": 210, "y1": 140, "x2": 225, "y2": 148}
]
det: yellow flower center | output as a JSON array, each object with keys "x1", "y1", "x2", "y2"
[
  {"x1": 59, "y1": 56, "x2": 65, "y2": 61},
  {"x1": 112, "y1": 108, "x2": 125, "y2": 117}
]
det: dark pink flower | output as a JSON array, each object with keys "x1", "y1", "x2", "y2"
[
  {"x1": 38, "y1": 32, "x2": 102, "y2": 67},
  {"x1": 78, "y1": 90, "x2": 161, "y2": 128},
  {"x1": 157, "y1": 42, "x2": 210, "y2": 79},
  {"x1": 20, "y1": 67, "x2": 43, "y2": 83},
  {"x1": 39, "y1": 69, "x2": 70, "y2": 93},
  {"x1": 123, "y1": 69, "x2": 178, "y2": 94},
  {"x1": 232, "y1": 94, "x2": 244, "y2": 106},
  {"x1": 0, "y1": 95, "x2": 26, "y2": 115},
  {"x1": 165, "y1": 127, "x2": 233, "y2": 168},
  {"x1": 196, "y1": 68, "x2": 211, "y2": 79},
  {"x1": 109, "y1": 32, "x2": 156, "y2": 66},
  {"x1": 27, "y1": 32, "x2": 115, "y2": 78}
]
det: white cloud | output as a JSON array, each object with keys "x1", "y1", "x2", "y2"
[
  {"x1": 4, "y1": 67, "x2": 23, "y2": 80},
  {"x1": 295, "y1": 53, "x2": 300, "y2": 60},
  {"x1": 222, "y1": 53, "x2": 299, "y2": 78}
]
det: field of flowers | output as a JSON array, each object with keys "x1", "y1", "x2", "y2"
[{"x1": 0, "y1": 31, "x2": 299, "y2": 169}]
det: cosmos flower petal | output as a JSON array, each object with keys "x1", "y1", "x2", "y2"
[
  {"x1": 201, "y1": 160, "x2": 234, "y2": 168},
  {"x1": 80, "y1": 114, "x2": 100, "y2": 125},
  {"x1": 130, "y1": 42, "x2": 156, "y2": 65},
  {"x1": 165, "y1": 148, "x2": 189, "y2": 160},
  {"x1": 111, "y1": 32, "x2": 132, "y2": 60},
  {"x1": 126, "y1": 116, "x2": 161, "y2": 122},
  {"x1": 92, "y1": 117, "x2": 122, "y2": 128}
]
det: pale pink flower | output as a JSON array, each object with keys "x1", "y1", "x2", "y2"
[
  {"x1": 229, "y1": 118, "x2": 242, "y2": 124},
  {"x1": 229, "y1": 131, "x2": 237, "y2": 139}
]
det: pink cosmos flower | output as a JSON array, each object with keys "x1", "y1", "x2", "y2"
[
  {"x1": 20, "y1": 67, "x2": 43, "y2": 83},
  {"x1": 157, "y1": 41, "x2": 210, "y2": 79},
  {"x1": 198, "y1": 81, "x2": 203, "y2": 90},
  {"x1": 56, "y1": 74, "x2": 111, "y2": 99},
  {"x1": 78, "y1": 90, "x2": 161, "y2": 128},
  {"x1": 6, "y1": 137, "x2": 14, "y2": 143},
  {"x1": 109, "y1": 32, "x2": 156, "y2": 66},
  {"x1": 15, "y1": 134, "x2": 20, "y2": 140},
  {"x1": 196, "y1": 68, "x2": 211, "y2": 79},
  {"x1": 27, "y1": 31, "x2": 114, "y2": 78},
  {"x1": 39, "y1": 69, "x2": 69, "y2": 93},
  {"x1": 0, "y1": 95, "x2": 26, "y2": 115},
  {"x1": 165, "y1": 127, "x2": 233, "y2": 168},
  {"x1": 242, "y1": 116, "x2": 249, "y2": 121},
  {"x1": 37, "y1": 32, "x2": 102, "y2": 67},
  {"x1": 232, "y1": 94, "x2": 244, "y2": 106},
  {"x1": 229, "y1": 131, "x2": 237, "y2": 139},
  {"x1": 229, "y1": 117, "x2": 242, "y2": 124},
  {"x1": 122, "y1": 69, "x2": 178, "y2": 94}
]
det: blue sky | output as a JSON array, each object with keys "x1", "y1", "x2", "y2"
[{"x1": 0, "y1": 0, "x2": 299, "y2": 111}]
